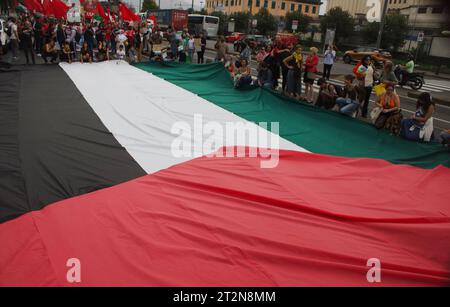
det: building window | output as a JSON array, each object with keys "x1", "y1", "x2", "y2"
[
  {"x1": 264, "y1": 0, "x2": 268, "y2": 8},
  {"x1": 312, "y1": 5, "x2": 316, "y2": 14},
  {"x1": 432, "y1": 7, "x2": 444, "y2": 14},
  {"x1": 231, "y1": 0, "x2": 234, "y2": 6},
  {"x1": 248, "y1": 0, "x2": 252, "y2": 6},
  {"x1": 291, "y1": 3, "x2": 294, "y2": 11},
  {"x1": 271, "y1": 1, "x2": 275, "y2": 9},
  {"x1": 305, "y1": 5, "x2": 309, "y2": 13},
  {"x1": 298, "y1": 4, "x2": 302, "y2": 12},
  {"x1": 417, "y1": 7, "x2": 427, "y2": 14},
  {"x1": 256, "y1": 0, "x2": 260, "y2": 7},
  {"x1": 281, "y1": 2, "x2": 285, "y2": 10},
  {"x1": 225, "y1": 0, "x2": 228, "y2": 6}
]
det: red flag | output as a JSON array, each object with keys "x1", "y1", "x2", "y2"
[
  {"x1": 23, "y1": 0, "x2": 44, "y2": 13},
  {"x1": 96, "y1": 3, "x2": 108, "y2": 23},
  {"x1": 51, "y1": 0, "x2": 70, "y2": 19},
  {"x1": 118, "y1": 3, "x2": 139, "y2": 22},
  {"x1": 41, "y1": 0, "x2": 69, "y2": 19}
]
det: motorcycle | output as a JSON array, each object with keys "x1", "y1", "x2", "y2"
[{"x1": 394, "y1": 65, "x2": 425, "y2": 90}]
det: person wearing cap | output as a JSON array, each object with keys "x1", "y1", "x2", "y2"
[{"x1": 400, "y1": 92, "x2": 435, "y2": 142}]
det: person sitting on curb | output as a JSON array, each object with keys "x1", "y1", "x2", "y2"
[
  {"x1": 234, "y1": 59, "x2": 252, "y2": 89},
  {"x1": 335, "y1": 74, "x2": 360, "y2": 117},
  {"x1": 315, "y1": 78, "x2": 338, "y2": 110}
]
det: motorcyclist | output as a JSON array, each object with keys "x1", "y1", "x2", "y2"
[{"x1": 399, "y1": 53, "x2": 415, "y2": 85}]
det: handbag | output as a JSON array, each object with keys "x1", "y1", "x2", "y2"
[{"x1": 370, "y1": 106, "x2": 382, "y2": 123}]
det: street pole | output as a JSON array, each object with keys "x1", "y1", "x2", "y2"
[
  {"x1": 192, "y1": 0, "x2": 194, "y2": 11},
  {"x1": 376, "y1": 0, "x2": 389, "y2": 49}
]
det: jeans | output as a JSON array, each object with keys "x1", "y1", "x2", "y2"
[
  {"x1": 323, "y1": 64, "x2": 333, "y2": 80},
  {"x1": 336, "y1": 97, "x2": 360, "y2": 116},
  {"x1": 361, "y1": 86, "x2": 372, "y2": 117},
  {"x1": 235, "y1": 75, "x2": 252, "y2": 88},
  {"x1": 188, "y1": 49, "x2": 194, "y2": 62},
  {"x1": 23, "y1": 46, "x2": 35, "y2": 64},
  {"x1": 440, "y1": 131, "x2": 450, "y2": 145},
  {"x1": 10, "y1": 39, "x2": 19, "y2": 58},
  {"x1": 197, "y1": 50, "x2": 204, "y2": 63}
]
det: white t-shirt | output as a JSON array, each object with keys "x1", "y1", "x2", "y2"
[
  {"x1": 364, "y1": 65, "x2": 375, "y2": 87},
  {"x1": 188, "y1": 39, "x2": 195, "y2": 50},
  {"x1": 117, "y1": 33, "x2": 127, "y2": 44},
  {"x1": 9, "y1": 23, "x2": 18, "y2": 40}
]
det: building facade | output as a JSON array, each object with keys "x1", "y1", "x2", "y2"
[
  {"x1": 205, "y1": 0, "x2": 321, "y2": 18},
  {"x1": 326, "y1": 0, "x2": 448, "y2": 34}
]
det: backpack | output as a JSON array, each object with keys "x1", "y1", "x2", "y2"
[{"x1": 5, "y1": 25, "x2": 12, "y2": 37}]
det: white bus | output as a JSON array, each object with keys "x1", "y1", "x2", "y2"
[{"x1": 188, "y1": 14, "x2": 219, "y2": 38}]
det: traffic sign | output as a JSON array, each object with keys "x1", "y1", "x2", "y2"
[{"x1": 292, "y1": 20, "x2": 298, "y2": 31}]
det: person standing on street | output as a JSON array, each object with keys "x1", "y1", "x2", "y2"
[
  {"x1": 194, "y1": 33, "x2": 205, "y2": 64},
  {"x1": 323, "y1": 44, "x2": 336, "y2": 80},
  {"x1": 304, "y1": 47, "x2": 319, "y2": 103},
  {"x1": 283, "y1": 45, "x2": 303, "y2": 98},
  {"x1": 214, "y1": 36, "x2": 228, "y2": 62},
  {"x1": 33, "y1": 17, "x2": 43, "y2": 56},
  {"x1": 358, "y1": 55, "x2": 375, "y2": 118},
  {"x1": 21, "y1": 20, "x2": 35, "y2": 65},
  {"x1": 8, "y1": 17, "x2": 20, "y2": 61}
]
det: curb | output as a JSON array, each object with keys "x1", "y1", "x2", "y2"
[{"x1": 407, "y1": 91, "x2": 450, "y2": 107}]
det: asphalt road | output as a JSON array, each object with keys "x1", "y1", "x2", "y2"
[{"x1": 204, "y1": 41, "x2": 450, "y2": 132}]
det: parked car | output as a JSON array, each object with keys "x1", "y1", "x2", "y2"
[
  {"x1": 273, "y1": 33, "x2": 298, "y2": 47},
  {"x1": 233, "y1": 35, "x2": 270, "y2": 53},
  {"x1": 225, "y1": 32, "x2": 245, "y2": 43},
  {"x1": 343, "y1": 47, "x2": 392, "y2": 64}
]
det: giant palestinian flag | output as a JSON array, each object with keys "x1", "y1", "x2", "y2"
[{"x1": 0, "y1": 62, "x2": 449, "y2": 286}]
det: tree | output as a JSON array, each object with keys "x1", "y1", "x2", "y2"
[
  {"x1": 362, "y1": 13, "x2": 409, "y2": 52},
  {"x1": 320, "y1": 7, "x2": 354, "y2": 44},
  {"x1": 285, "y1": 11, "x2": 311, "y2": 33},
  {"x1": 210, "y1": 11, "x2": 228, "y2": 35},
  {"x1": 141, "y1": 0, "x2": 158, "y2": 12},
  {"x1": 194, "y1": 8, "x2": 208, "y2": 15},
  {"x1": 229, "y1": 11, "x2": 250, "y2": 33},
  {"x1": 254, "y1": 8, "x2": 276, "y2": 35}
]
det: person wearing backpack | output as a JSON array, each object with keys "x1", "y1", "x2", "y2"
[{"x1": 7, "y1": 17, "x2": 20, "y2": 61}]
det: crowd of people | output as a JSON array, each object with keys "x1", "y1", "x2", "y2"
[
  {"x1": 1, "y1": 14, "x2": 448, "y2": 145},
  {"x1": 0, "y1": 14, "x2": 209, "y2": 65},
  {"x1": 215, "y1": 38, "x2": 448, "y2": 145}
]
